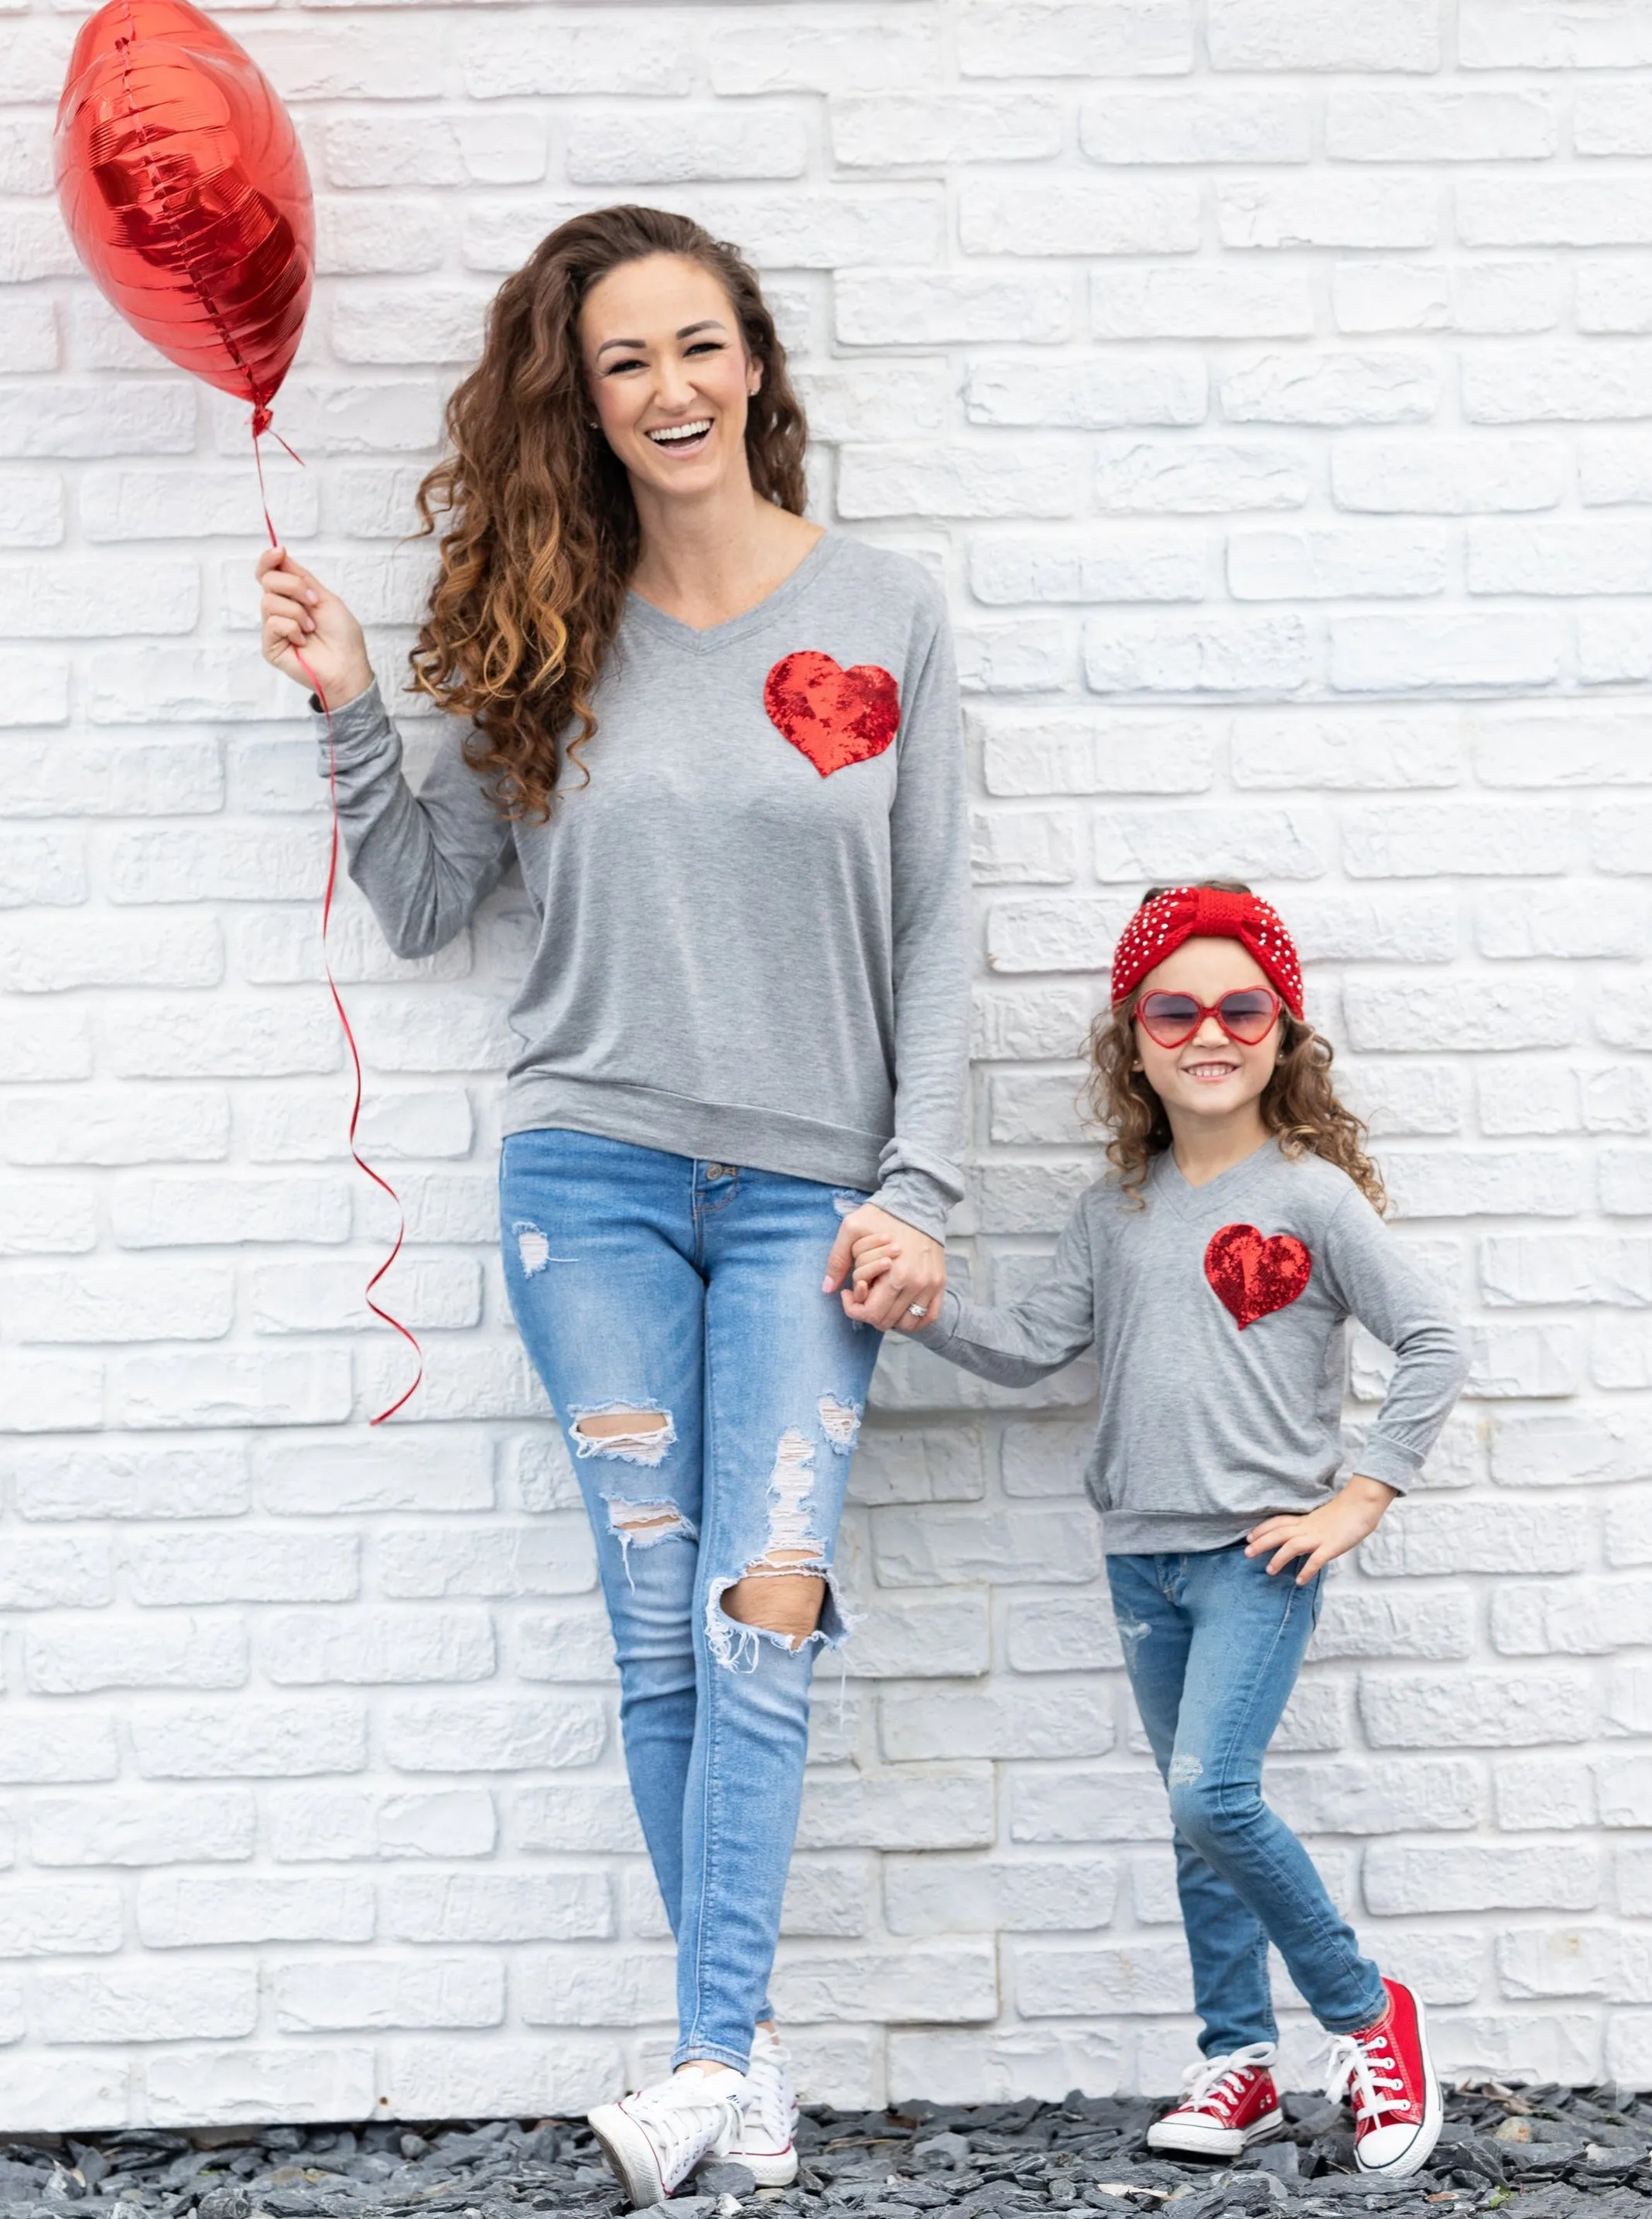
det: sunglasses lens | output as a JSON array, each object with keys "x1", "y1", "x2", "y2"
[
  {"x1": 1219, "y1": 990, "x2": 1278, "y2": 1042},
  {"x1": 1138, "y1": 993, "x2": 1200, "y2": 1043}
]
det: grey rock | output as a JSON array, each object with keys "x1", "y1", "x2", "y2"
[
  {"x1": 1281, "y1": 2100, "x2": 1342, "y2": 2137},
  {"x1": 197, "y1": 2192, "x2": 254, "y2": 2219},
  {"x1": 914, "y1": 2139, "x2": 973, "y2": 2170},
  {"x1": 24, "y1": 2086, "x2": 1652, "y2": 2219},
  {"x1": 698, "y1": 2164, "x2": 760, "y2": 2198},
  {"x1": 1295, "y1": 2179, "x2": 1425, "y2": 2198}
]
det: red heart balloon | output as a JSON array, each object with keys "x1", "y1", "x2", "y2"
[
  {"x1": 1204, "y1": 1222, "x2": 1312, "y2": 1331},
  {"x1": 54, "y1": 0, "x2": 313, "y2": 432},
  {"x1": 764, "y1": 651, "x2": 901, "y2": 778}
]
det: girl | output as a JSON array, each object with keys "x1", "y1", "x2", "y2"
[
  {"x1": 255, "y1": 207, "x2": 968, "y2": 2205},
  {"x1": 850, "y1": 880, "x2": 1467, "y2": 2178}
]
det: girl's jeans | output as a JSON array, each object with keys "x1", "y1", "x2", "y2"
[
  {"x1": 1106, "y1": 1544, "x2": 1387, "y2": 2057},
  {"x1": 501, "y1": 1128, "x2": 882, "y2": 2072}
]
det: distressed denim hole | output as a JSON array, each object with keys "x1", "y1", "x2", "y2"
[
  {"x1": 706, "y1": 1427, "x2": 852, "y2": 1667},
  {"x1": 570, "y1": 1406, "x2": 676, "y2": 1469},
  {"x1": 1168, "y1": 1752, "x2": 1205, "y2": 1786},
  {"x1": 817, "y1": 1394, "x2": 862, "y2": 1453},
  {"x1": 515, "y1": 1222, "x2": 550, "y2": 1275},
  {"x1": 605, "y1": 1496, "x2": 696, "y2": 1584}
]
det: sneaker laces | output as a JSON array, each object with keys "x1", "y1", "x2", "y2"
[
  {"x1": 1323, "y1": 2024, "x2": 1407, "y2": 2126},
  {"x1": 624, "y1": 2073, "x2": 744, "y2": 2188},
  {"x1": 1177, "y1": 2043, "x2": 1277, "y2": 2116},
  {"x1": 740, "y1": 2030, "x2": 795, "y2": 2149}
]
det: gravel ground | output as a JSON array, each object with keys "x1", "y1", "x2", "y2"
[{"x1": 4, "y1": 2083, "x2": 1650, "y2": 2219}]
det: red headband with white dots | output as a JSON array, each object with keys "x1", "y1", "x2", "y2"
[{"x1": 1110, "y1": 886, "x2": 1305, "y2": 1017}]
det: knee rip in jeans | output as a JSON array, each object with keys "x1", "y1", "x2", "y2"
[
  {"x1": 1168, "y1": 1752, "x2": 1204, "y2": 1786},
  {"x1": 569, "y1": 1405, "x2": 676, "y2": 1469},
  {"x1": 706, "y1": 1426, "x2": 851, "y2": 1668}
]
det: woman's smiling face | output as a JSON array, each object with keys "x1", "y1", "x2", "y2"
[
  {"x1": 580, "y1": 252, "x2": 761, "y2": 501},
  {"x1": 1133, "y1": 935, "x2": 1282, "y2": 1127}
]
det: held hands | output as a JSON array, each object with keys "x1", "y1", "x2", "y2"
[
  {"x1": 255, "y1": 545, "x2": 373, "y2": 707},
  {"x1": 823, "y1": 1205, "x2": 946, "y2": 1334},
  {"x1": 1244, "y1": 1472, "x2": 1397, "y2": 1585}
]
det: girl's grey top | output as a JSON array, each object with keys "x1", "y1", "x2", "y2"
[
  {"x1": 915, "y1": 1138, "x2": 1470, "y2": 1554},
  {"x1": 316, "y1": 532, "x2": 970, "y2": 1241}
]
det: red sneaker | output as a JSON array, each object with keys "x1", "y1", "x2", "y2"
[
  {"x1": 1324, "y1": 1977, "x2": 1442, "y2": 2177},
  {"x1": 1147, "y1": 2043, "x2": 1283, "y2": 2157}
]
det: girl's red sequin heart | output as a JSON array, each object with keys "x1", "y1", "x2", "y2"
[
  {"x1": 764, "y1": 651, "x2": 900, "y2": 777},
  {"x1": 1204, "y1": 1222, "x2": 1312, "y2": 1330}
]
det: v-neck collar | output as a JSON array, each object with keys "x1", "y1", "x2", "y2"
[
  {"x1": 1150, "y1": 1134, "x2": 1281, "y2": 1222},
  {"x1": 622, "y1": 529, "x2": 840, "y2": 655}
]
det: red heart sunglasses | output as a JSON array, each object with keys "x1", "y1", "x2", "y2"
[{"x1": 1134, "y1": 987, "x2": 1284, "y2": 1048}]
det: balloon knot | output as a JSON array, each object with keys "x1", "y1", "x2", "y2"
[{"x1": 251, "y1": 402, "x2": 272, "y2": 439}]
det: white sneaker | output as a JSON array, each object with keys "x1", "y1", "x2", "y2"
[
  {"x1": 727, "y1": 2023, "x2": 800, "y2": 2187},
  {"x1": 587, "y1": 2067, "x2": 746, "y2": 2209}
]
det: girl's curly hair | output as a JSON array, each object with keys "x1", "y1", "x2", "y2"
[
  {"x1": 407, "y1": 205, "x2": 809, "y2": 820},
  {"x1": 1086, "y1": 880, "x2": 1387, "y2": 1212}
]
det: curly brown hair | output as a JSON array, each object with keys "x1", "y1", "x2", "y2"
[
  {"x1": 1086, "y1": 880, "x2": 1387, "y2": 1212},
  {"x1": 407, "y1": 205, "x2": 809, "y2": 820}
]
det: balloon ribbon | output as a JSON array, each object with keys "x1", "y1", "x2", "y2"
[{"x1": 255, "y1": 416, "x2": 423, "y2": 1424}]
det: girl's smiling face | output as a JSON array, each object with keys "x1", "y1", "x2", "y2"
[
  {"x1": 1132, "y1": 935, "x2": 1282, "y2": 1128},
  {"x1": 580, "y1": 251, "x2": 760, "y2": 500}
]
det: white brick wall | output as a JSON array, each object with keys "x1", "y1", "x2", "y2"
[{"x1": 2, "y1": 0, "x2": 1650, "y2": 2128}]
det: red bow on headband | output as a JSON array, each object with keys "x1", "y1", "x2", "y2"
[{"x1": 1110, "y1": 886, "x2": 1305, "y2": 1017}]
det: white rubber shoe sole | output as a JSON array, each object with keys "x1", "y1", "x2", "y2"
[
  {"x1": 729, "y1": 2142, "x2": 799, "y2": 2187},
  {"x1": 1148, "y1": 2108, "x2": 1284, "y2": 2159},
  {"x1": 587, "y1": 2101, "x2": 672, "y2": 2210}
]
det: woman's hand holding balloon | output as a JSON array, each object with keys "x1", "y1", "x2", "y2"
[{"x1": 256, "y1": 548, "x2": 374, "y2": 707}]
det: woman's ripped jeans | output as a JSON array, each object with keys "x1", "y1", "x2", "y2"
[{"x1": 501, "y1": 1127, "x2": 882, "y2": 2070}]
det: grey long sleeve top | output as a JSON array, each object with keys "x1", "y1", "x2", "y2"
[
  {"x1": 316, "y1": 532, "x2": 970, "y2": 1241},
  {"x1": 916, "y1": 1138, "x2": 1469, "y2": 1553}
]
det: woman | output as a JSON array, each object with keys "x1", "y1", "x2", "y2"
[{"x1": 256, "y1": 207, "x2": 968, "y2": 2204}]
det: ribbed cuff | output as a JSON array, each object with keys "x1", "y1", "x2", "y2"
[
  {"x1": 312, "y1": 679, "x2": 398, "y2": 778},
  {"x1": 911, "y1": 1286, "x2": 964, "y2": 1344},
  {"x1": 310, "y1": 676, "x2": 382, "y2": 723},
  {"x1": 1348, "y1": 1437, "x2": 1421, "y2": 1492},
  {"x1": 866, "y1": 1168, "x2": 954, "y2": 1246}
]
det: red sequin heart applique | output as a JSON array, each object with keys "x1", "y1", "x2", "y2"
[
  {"x1": 764, "y1": 651, "x2": 900, "y2": 777},
  {"x1": 1204, "y1": 1223, "x2": 1312, "y2": 1331}
]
